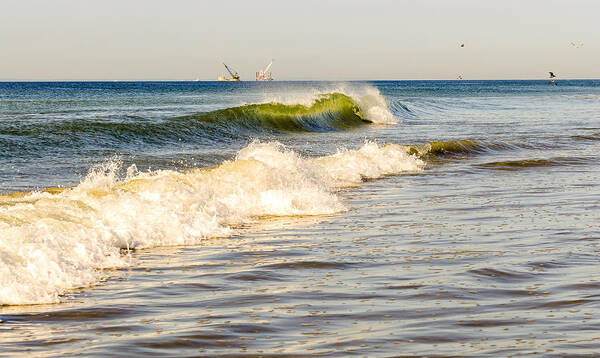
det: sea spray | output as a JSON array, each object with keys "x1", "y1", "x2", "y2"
[
  {"x1": 256, "y1": 85, "x2": 398, "y2": 125},
  {"x1": 0, "y1": 141, "x2": 423, "y2": 305}
]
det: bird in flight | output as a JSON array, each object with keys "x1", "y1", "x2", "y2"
[
  {"x1": 549, "y1": 72, "x2": 558, "y2": 85},
  {"x1": 570, "y1": 42, "x2": 583, "y2": 48}
]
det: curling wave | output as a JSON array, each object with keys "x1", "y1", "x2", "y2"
[
  {"x1": 0, "y1": 141, "x2": 423, "y2": 305},
  {"x1": 192, "y1": 92, "x2": 371, "y2": 133},
  {"x1": 0, "y1": 91, "x2": 396, "y2": 152}
]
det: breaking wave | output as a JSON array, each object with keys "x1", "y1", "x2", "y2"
[
  {"x1": 0, "y1": 90, "x2": 397, "y2": 150},
  {"x1": 190, "y1": 92, "x2": 371, "y2": 133},
  {"x1": 0, "y1": 141, "x2": 422, "y2": 305}
]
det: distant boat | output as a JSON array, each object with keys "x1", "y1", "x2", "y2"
[
  {"x1": 256, "y1": 59, "x2": 274, "y2": 81},
  {"x1": 218, "y1": 63, "x2": 241, "y2": 81}
]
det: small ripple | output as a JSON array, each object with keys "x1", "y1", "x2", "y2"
[
  {"x1": 468, "y1": 267, "x2": 535, "y2": 282},
  {"x1": 225, "y1": 270, "x2": 286, "y2": 282},
  {"x1": 571, "y1": 133, "x2": 600, "y2": 141},
  {"x1": 262, "y1": 261, "x2": 350, "y2": 270},
  {"x1": 18, "y1": 306, "x2": 143, "y2": 322},
  {"x1": 475, "y1": 157, "x2": 593, "y2": 171}
]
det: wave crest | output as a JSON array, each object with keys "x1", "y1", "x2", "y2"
[
  {"x1": 194, "y1": 92, "x2": 369, "y2": 133},
  {"x1": 407, "y1": 140, "x2": 519, "y2": 158}
]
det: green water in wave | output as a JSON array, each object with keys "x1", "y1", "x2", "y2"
[{"x1": 196, "y1": 93, "x2": 369, "y2": 132}]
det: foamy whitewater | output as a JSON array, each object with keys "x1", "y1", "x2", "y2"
[{"x1": 0, "y1": 140, "x2": 423, "y2": 305}]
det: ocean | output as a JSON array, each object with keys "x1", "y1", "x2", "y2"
[{"x1": 0, "y1": 80, "x2": 599, "y2": 356}]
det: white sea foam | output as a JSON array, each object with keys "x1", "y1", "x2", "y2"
[{"x1": 0, "y1": 141, "x2": 423, "y2": 305}]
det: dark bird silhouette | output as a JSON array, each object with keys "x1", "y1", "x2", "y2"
[{"x1": 549, "y1": 72, "x2": 558, "y2": 85}]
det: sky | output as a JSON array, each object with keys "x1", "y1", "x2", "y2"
[{"x1": 1, "y1": 0, "x2": 598, "y2": 80}]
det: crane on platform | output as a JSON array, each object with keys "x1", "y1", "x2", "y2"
[
  {"x1": 256, "y1": 59, "x2": 274, "y2": 81},
  {"x1": 218, "y1": 63, "x2": 241, "y2": 81}
]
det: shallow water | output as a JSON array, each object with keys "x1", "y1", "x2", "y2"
[{"x1": 1, "y1": 80, "x2": 599, "y2": 356}]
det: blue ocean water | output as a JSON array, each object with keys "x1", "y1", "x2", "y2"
[
  {"x1": 1, "y1": 80, "x2": 599, "y2": 356},
  {"x1": 2, "y1": 80, "x2": 597, "y2": 192}
]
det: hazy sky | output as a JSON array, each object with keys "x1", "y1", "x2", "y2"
[{"x1": 1, "y1": 0, "x2": 598, "y2": 80}]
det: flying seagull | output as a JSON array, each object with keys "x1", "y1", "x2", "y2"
[
  {"x1": 570, "y1": 42, "x2": 583, "y2": 48},
  {"x1": 549, "y1": 72, "x2": 558, "y2": 86}
]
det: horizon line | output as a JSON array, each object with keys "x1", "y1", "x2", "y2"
[{"x1": 1, "y1": 78, "x2": 598, "y2": 82}]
